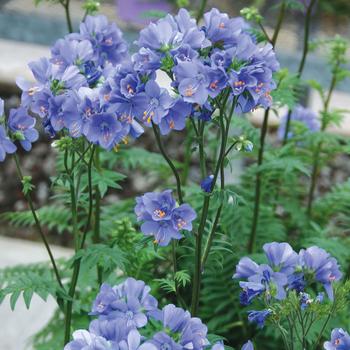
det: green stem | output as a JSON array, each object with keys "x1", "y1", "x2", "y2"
[
  {"x1": 198, "y1": 121, "x2": 206, "y2": 179},
  {"x1": 306, "y1": 69, "x2": 337, "y2": 217},
  {"x1": 313, "y1": 299, "x2": 336, "y2": 350},
  {"x1": 93, "y1": 148, "x2": 103, "y2": 285},
  {"x1": 152, "y1": 123, "x2": 183, "y2": 204},
  {"x1": 151, "y1": 123, "x2": 184, "y2": 305},
  {"x1": 196, "y1": 0, "x2": 207, "y2": 22},
  {"x1": 182, "y1": 120, "x2": 194, "y2": 185},
  {"x1": 271, "y1": 1, "x2": 287, "y2": 46},
  {"x1": 248, "y1": 108, "x2": 269, "y2": 253},
  {"x1": 191, "y1": 97, "x2": 233, "y2": 315},
  {"x1": 283, "y1": 0, "x2": 317, "y2": 144},
  {"x1": 247, "y1": 1, "x2": 286, "y2": 253},
  {"x1": 13, "y1": 154, "x2": 64, "y2": 292},
  {"x1": 64, "y1": 148, "x2": 95, "y2": 344},
  {"x1": 200, "y1": 106, "x2": 235, "y2": 271},
  {"x1": 191, "y1": 195, "x2": 210, "y2": 315},
  {"x1": 62, "y1": 0, "x2": 73, "y2": 33}
]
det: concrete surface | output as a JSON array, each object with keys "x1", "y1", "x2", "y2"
[{"x1": 0, "y1": 236, "x2": 72, "y2": 350}]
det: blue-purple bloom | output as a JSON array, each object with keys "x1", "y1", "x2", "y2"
[
  {"x1": 247, "y1": 309, "x2": 272, "y2": 329},
  {"x1": 158, "y1": 99, "x2": 191, "y2": 135},
  {"x1": 201, "y1": 175, "x2": 214, "y2": 193},
  {"x1": 64, "y1": 330, "x2": 111, "y2": 350},
  {"x1": 91, "y1": 278, "x2": 158, "y2": 324},
  {"x1": 155, "y1": 304, "x2": 210, "y2": 350},
  {"x1": 65, "y1": 277, "x2": 224, "y2": 350},
  {"x1": 0, "y1": 125, "x2": 17, "y2": 162},
  {"x1": 263, "y1": 242, "x2": 298, "y2": 276},
  {"x1": 135, "y1": 190, "x2": 196, "y2": 246},
  {"x1": 324, "y1": 328, "x2": 350, "y2": 350},
  {"x1": 0, "y1": 98, "x2": 4, "y2": 116},
  {"x1": 242, "y1": 340, "x2": 254, "y2": 350},
  {"x1": 299, "y1": 246, "x2": 342, "y2": 300},
  {"x1": 278, "y1": 105, "x2": 320, "y2": 140},
  {"x1": 8, "y1": 108, "x2": 39, "y2": 151}
]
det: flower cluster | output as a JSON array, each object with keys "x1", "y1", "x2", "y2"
[
  {"x1": 233, "y1": 242, "x2": 342, "y2": 328},
  {"x1": 65, "y1": 277, "x2": 235, "y2": 350},
  {"x1": 278, "y1": 105, "x2": 320, "y2": 140},
  {"x1": 11, "y1": 8, "x2": 278, "y2": 156},
  {"x1": 324, "y1": 328, "x2": 350, "y2": 350},
  {"x1": 134, "y1": 190, "x2": 196, "y2": 246},
  {"x1": 0, "y1": 98, "x2": 39, "y2": 161},
  {"x1": 135, "y1": 8, "x2": 279, "y2": 117},
  {"x1": 16, "y1": 15, "x2": 143, "y2": 150}
]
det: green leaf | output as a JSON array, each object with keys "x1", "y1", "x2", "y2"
[
  {"x1": 10, "y1": 291, "x2": 20, "y2": 311},
  {"x1": 91, "y1": 169, "x2": 126, "y2": 197},
  {"x1": 155, "y1": 278, "x2": 176, "y2": 294},
  {"x1": 174, "y1": 270, "x2": 191, "y2": 288},
  {"x1": 23, "y1": 289, "x2": 34, "y2": 309},
  {"x1": 74, "y1": 243, "x2": 126, "y2": 274}
]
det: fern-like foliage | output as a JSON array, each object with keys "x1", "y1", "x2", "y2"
[
  {"x1": 0, "y1": 205, "x2": 71, "y2": 234},
  {"x1": 0, "y1": 263, "x2": 68, "y2": 310}
]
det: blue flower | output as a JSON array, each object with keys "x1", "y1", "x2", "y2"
[
  {"x1": 203, "y1": 8, "x2": 248, "y2": 48},
  {"x1": 89, "y1": 318, "x2": 128, "y2": 346},
  {"x1": 239, "y1": 281, "x2": 265, "y2": 306},
  {"x1": 158, "y1": 304, "x2": 209, "y2": 350},
  {"x1": 0, "y1": 125, "x2": 17, "y2": 162},
  {"x1": 84, "y1": 113, "x2": 123, "y2": 150},
  {"x1": 141, "y1": 220, "x2": 182, "y2": 246},
  {"x1": 299, "y1": 246, "x2": 342, "y2": 300},
  {"x1": 211, "y1": 341, "x2": 225, "y2": 350},
  {"x1": 299, "y1": 292, "x2": 312, "y2": 310},
  {"x1": 174, "y1": 61, "x2": 210, "y2": 105},
  {"x1": 158, "y1": 99, "x2": 191, "y2": 135},
  {"x1": 137, "y1": 9, "x2": 207, "y2": 54},
  {"x1": 150, "y1": 332, "x2": 182, "y2": 350},
  {"x1": 132, "y1": 48, "x2": 162, "y2": 74},
  {"x1": 263, "y1": 242, "x2": 298, "y2": 275},
  {"x1": 200, "y1": 175, "x2": 214, "y2": 193},
  {"x1": 8, "y1": 107, "x2": 39, "y2": 151},
  {"x1": 118, "y1": 329, "x2": 157, "y2": 350},
  {"x1": 142, "y1": 80, "x2": 174, "y2": 125},
  {"x1": 278, "y1": 105, "x2": 320, "y2": 140},
  {"x1": 51, "y1": 38, "x2": 94, "y2": 73},
  {"x1": 64, "y1": 330, "x2": 111, "y2": 350},
  {"x1": 324, "y1": 328, "x2": 350, "y2": 350},
  {"x1": 247, "y1": 309, "x2": 271, "y2": 329},
  {"x1": 90, "y1": 278, "x2": 158, "y2": 335},
  {"x1": 135, "y1": 190, "x2": 196, "y2": 246},
  {"x1": 78, "y1": 15, "x2": 128, "y2": 66},
  {"x1": 233, "y1": 257, "x2": 260, "y2": 279},
  {"x1": 242, "y1": 340, "x2": 254, "y2": 350},
  {"x1": 234, "y1": 257, "x2": 288, "y2": 304},
  {"x1": 0, "y1": 98, "x2": 4, "y2": 116}
]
